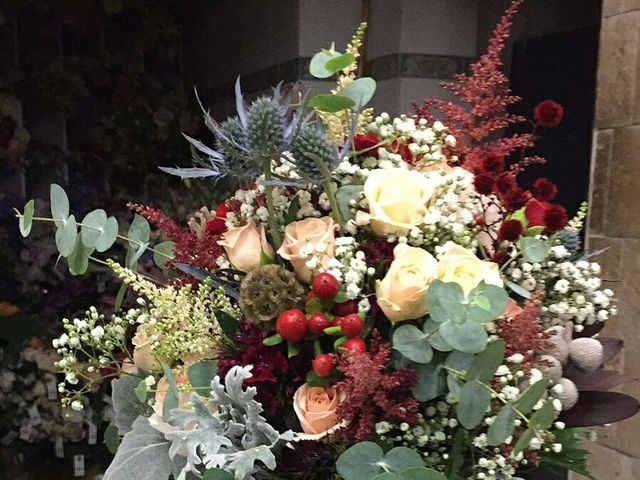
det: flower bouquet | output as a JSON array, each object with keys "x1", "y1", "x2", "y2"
[{"x1": 14, "y1": 2, "x2": 639, "y2": 479}]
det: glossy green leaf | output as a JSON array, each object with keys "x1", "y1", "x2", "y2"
[
  {"x1": 427, "y1": 280, "x2": 466, "y2": 324},
  {"x1": 530, "y1": 401, "x2": 558, "y2": 430},
  {"x1": 518, "y1": 237, "x2": 550, "y2": 263},
  {"x1": 342, "y1": 77, "x2": 377, "y2": 109},
  {"x1": 505, "y1": 280, "x2": 531, "y2": 299},
  {"x1": 188, "y1": 361, "x2": 218, "y2": 396},
  {"x1": 128, "y1": 214, "x2": 150, "y2": 247},
  {"x1": 466, "y1": 339, "x2": 505, "y2": 383},
  {"x1": 55, "y1": 215, "x2": 77, "y2": 257},
  {"x1": 19, "y1": 199, "x2": 35, "y2": 237},
  {"x1": 96, "y1": 216, "x2": 119, "y2": 252},
  {"x1": 203, "y1": 469, "x2": 234, "y2": 480},
  {"x1": 513, "y1": 428, "x2": 536, "y2": 456},
  {"x1": 513, "y1": 380, "x2": 549, "y2": 415},
  {"x1": 325, "y1": 52, "x2": 355, "y2": 73},
  {"x1": 67, "y1": 236, "x2": 94, "y2": 276},
  {"x1": 81, "y1": 209, "x2": 108, "y2": 248},
  {"x1": 50, "y1": 183, "x2": 69, "y2": 225},
  {"x1": 263, "y1": 333, "x2": 284, "y2": 346},
  {"x1": 309, "y1": 50, "x2": 339, "y2": 78},
  {"x1": 160, "y1": 363, "x2": 179, "y2": 420},
  {"x1": 439, "y1": 319, "x2": 487, "y2": 353},
  {"x1": 526, "y1": 226, "x2": 545, "y2": 237},
  {"x1": 153, "y1": 240, "x2": 175, "y2": 269},
  {"x1": 134, "y1": 380, "x2": 148, "y2": 403},
  {"x1": 104, "y1": 423, "x2": 121, "y2": 454},
  {"x1": 336, "y1": 441, "x2": 385, "y2": 480},
  {"x1": 467, "y1": 282, "x2": 509, "y2": 323},
  {"x1": 393, "y1": 324, "x2": 433, "y2": 364},
  {"x1": 457, "y1": 380, "x2": 491, "y2": 428},
  {"x1": 215, "y1": 309, "x2": 239, "y2": 339},
  {"x1": 309, "y1": 93, "x2": 355, "y2": 112},
  {"x1": 487, "y1": 404, "x2": 517, "y2": 445},
  {"x1": 384, "y1": 447, "x2": 424, "y2": 471}
]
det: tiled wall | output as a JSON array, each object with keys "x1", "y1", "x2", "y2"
[{"x1": 578, "y1": 0, "x2": 640, "y2": 477}]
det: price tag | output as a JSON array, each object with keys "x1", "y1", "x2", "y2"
[
  {"x1": 88, "y1": 422, "x2": 97, "y2": 445},
  {"x1": 73, "y1": 455, "x2": 85, "y2": 477},
  {"x1": 28, "y1": 404, "x2": 42, "y2": 425},
  {"x1": 47, "y1": 380, "x2": 58, "y2": 400},
  {"x1": 55, "y1": 437, "x2": 64, "y2": 458}
]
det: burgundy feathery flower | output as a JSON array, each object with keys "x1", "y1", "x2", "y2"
[
  {"x1": 534, "y1": 100, "x2": 564, "y2": 128},
  {"x1": 543, "y1": 204, "x2": 569, "y2": 233},
  {"x1": 498, "y1": 219, "x2": 524, "y2": 241},
  {"x1": 532, "y1": 177, "x2": 558, "y2": 202},
  {"x1": 502, "y1": 186, "x2": 529, "y2": 211},
  {"x1": 480, "y1": 153, "x2": 505, "y2": 174},
  {"x1": 474, "y1": 173, "x2": 495, "y2": 195}
]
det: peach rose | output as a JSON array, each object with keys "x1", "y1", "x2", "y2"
[
  {"x1": 277, "y1": 216, "x2": 337, "y2": 283},
  {"x1": 361, "y1": 168, "x2": 439, "y2": 236},
  {"x1": 293, "y1": 384, "x2": 345, "y2": 439},
  {"x1": 152, "y1": 373, "x2": 192, "y2": 416},
  {"x1": 218, "y1": 222, "x2": 275, "y2": 273},
  {"x1": 376, "y1": 243, "x2": 438, "y2": 323},
  {"x1": 435, "y1": 242, "x2": 503, "y2": 296},
  {"x1": 132, "y1": 325, "x2": 160, "y2": 372}
]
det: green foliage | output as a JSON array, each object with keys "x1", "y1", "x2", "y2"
[
  {"x1": 466, "y1": 339, "x2": 505, "y2": 383},
  {"x1": 325, "y1": 52, "x2": 356, "y2": 72},
  {"x1": 50, "y1": 183, "x2": 70, "y2": 225},
  {"x1": 187, "y1": 361, "x2": 218, "y2": 396},
  {"x1": 104, "y1": 423, "x2": 121, "y2": 455},
  {"x1": 215, "y1": 309, "x2": 239, "y2": 339},
  {"x1": 411, "y1": 362, "x2": 443, "y2": 401},
  {"x1": 336, "y1": 185, "x2": 363, "y2": 221},
  {"x1": 160, "y1": 362, "x2": 179, "y2": 420},
  {"x1": 518, "y1": 237, "x2": 551, "y2": 263},
  {"x1": 310, "y1": 49, "x2": 341, "y2": 78},
  {"x1": 134, "y1": 380, "x2": 148, "y2": 403},
  {"x1": 18, "y1": 199, "x2": 34, "y2": 237},
  {"x1": 392, "y1": 324, "x2": 433, "y2": 364},
  {"x1": 111, "y1": 375, "x2": 150, "y2": 435},
  {"x1": 309, "y1": 94, "x2": 356, "y2": 112},
  {"x1": 203, "y1": 469, "x2": 234, "y2": 480},
  {"x1": 336, "y1": 442, "x2": 434, "y2": 480},
  {"x1": 67, "y1": 236, "x2": 94, "y2": 275},
  {"x1": 457, "y1": 381, "x2": 491, "y2": 428},
  {"x1": 81, "y1": 209, "x2": 119, "y2": 252},
  {"x1": 342, "y1": 77, "x2": 377, "y2": 109},
  {"x1": 539, "y1": 428, "x2": 599, "y2": 480},
  {"x1": 55, "y1": 215, "x2": 77, "y2": 257},
  {"x1": 153, "y1": 240, "x2": 175, "y2": 269},
  {"x1": 513, "y1": 401, "x2": 559, "y2": 455}
]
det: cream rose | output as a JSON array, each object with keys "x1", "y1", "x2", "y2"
[
  {"x1": 435, "y1": 242, "x2": 503, "y2": 295},
  {"x1": 277, "y1": 216, "x2": 337, "y2": 283},
  {"x1": 376, "y1": 244, "x2": 438, "y2": 323},
  {"x1": 361, "y1": 168, "x2": 438, "y2": 236},
  {"x1": 218, "y1": 222, "x2": 274, "y2": 273},
  {"x1": 293, "y1": 384, "x2": 345, "y2": 440},
  {"x1": 132, "y1": 325, "x2": 160, "y2": 372}
]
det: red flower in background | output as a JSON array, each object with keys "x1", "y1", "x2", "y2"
[
  {"x1": 498, "y1": 219, "x2": 524, "y2": 241},
  {"x1": 353, "y1": 132, "x2": 381, "y2": 158},
  {"x1": 532, "y1": 177, "x2": 558, "y2": 202},
  {"x1": 534, "y1": 100, "x2": 564, "y2": 128},
  {"x1": 525, "y1": 198, "x2": 568, "y2": 234},
  {"x1": 206, "y1": 202, "x2": 229, "y2": 235}
]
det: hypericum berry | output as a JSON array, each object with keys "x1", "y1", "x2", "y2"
[
  {"x1": 333, "y1": 299, "x2": 358, "y2": 316},
  {"x1": 341, "y1": 338, "x2": 367, "y2": 353},
  {"x1": 330, "y1": 316, "x2": 344, "y2": 327},
  {"x1": 340, "y1": 314, "x2": 363, "y2": 338},
  {"x1": 306, "y1": 291, "x2": 316, "y2": 303},
  {"x1": 313, "y1": 354, "x2": 335, "y2": 377},
  {"x1": 308, "y1": 313, "x2": 330, "y2": 335},
  {"x1": 276, "y1": 309, "x2": 308, "y2": 342},
  {"x1": 312, "y1": 273, "x2": 340, "y2": 300}
]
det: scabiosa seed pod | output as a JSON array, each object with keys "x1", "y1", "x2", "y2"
[
  {"x1": 292, "y1": 122, "x2": 339, "y2": 180},
  {"x1": 246, "y1": 97, "x2": 286, "y2": 157},
  {"x1": 239, "y1": 264, "x2": 305, "y2": 326}
]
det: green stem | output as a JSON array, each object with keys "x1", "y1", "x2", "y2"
[
  {"x1": 263, "y1": 171, "x2": 283, "y2": 249},
  {"x1": 323, "y1": 177, "x2": 344, "y2": 230}
]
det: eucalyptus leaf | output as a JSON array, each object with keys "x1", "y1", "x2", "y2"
[
  {"x1": 383, "y1": 447, "x2": 424, "y2": 471},
  {"x1": 342, "y1": 77, "x2": 377, "y2": 109},
  {"x1": 67, "y1": 236, "x2": 94, "y2": 276},
  {"x1": 203, "y1": 469, "x2": 234, "y2": 480},
  {"x1": 513, "y1": 427, "x2": 537, "y2": 455},
  {"x1": 50, "y1": 183, "x2": 69, "y2": 225},
  {"x1": 427, "y1": 280, "x2": 466, "y2": 324},
  {"x1": 506, "y1": 280, "x2": 531, "y2": 299},
  {"x1": 336, "y1": 185, "x2": 363, "y2": 221},
  {"x1": 128, "y1": 214, "x2": 150, "y2": 248},
  {"x1": 457, "y1": 380, "x2": 491, "y2": 428},
  {"x1": 423, "y1": 318, "x2": 452, "y2": 352},
  {"x1": 188, "y1": 361, "x2": 218, "y2": 396},
  {"x1": 325, "y1": 52, "x2": 355, "y2": 73},
  {"x1": 55, "y1": 215, "x2": 77, "y2": 257},
  {"x1": 309, "y1": 93, "x2": 355, "y2": 112},
  {"x1": 153, "y1": 240, "x2": 175, "y2": 269},
  {"x1": 487, "y1": 404, "x2": 517, "y2": 445},
  {"x1": 439, "y1": 320, "x2": 488, "y2": 353},
  {"x1": 467, "y1": 282, "x2": 509, "y2": 323},
  {"x1": 530, "y1": 401, "x2": 558, "y2": 430},
  {"x1": 104, "y1": 423, "x2": 121, "y2": 454},
  {"x1": 309, "y1": 50, "x2": 339, "y2": 78},
  {"x1": 97, "y1": 216, "x2": 119, "y2": 252},
  {"x1": 161, "y1": 362, "x2": 180, "y2": 420},
  {"x1": 81, "y1": 209, "x2": 108, "y2": 248},
  {"x1": 518, "y1": 237, "x2": 550, "y2": 263},
  {"x1": 336, "y1": 441, "x2": 385, "y2": 480},
  {"x1": 19, "y1": 199, "x2": 35, "y2": 237},
  {"x1": 134, "y1": 380, "x2": 148, "y2": 403},
  {"x1": 466, "y1": 339, "x2": 505, "y2": 383},
  {"x1": 400, "y1": 468, "x2": 448, "y2": 480},
  {"x1": 513, "y1": 380, "x2": 549, "y2": 415},
  {"x1": 411, "y1": 363, "x2": 443, "y2": 402},
  {"x1": 393, "y1": 324, "x2": 433, "y2": 364}
]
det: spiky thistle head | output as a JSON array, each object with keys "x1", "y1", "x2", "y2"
[{"x1": 291, "y1": 120, "x2": 340, "y2": 181}]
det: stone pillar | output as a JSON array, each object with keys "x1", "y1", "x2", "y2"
[{"x1": 578, "y1": 0, "x2": 640, "y2": 478}]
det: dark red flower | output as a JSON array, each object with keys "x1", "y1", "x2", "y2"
[
  {"x1": 474, "y1": 173, "x2": 495, "y2": 195},
  {"x1": 206, "y1": 202, "x2": 229, "y2": 235},
  {"x1": 503, "y1": 186, "x2": 529, "y2": 211},
  {"x1": 534, "y1": 100, "x2": 564, "y2": 128},
  {"x1": 496, "y1": 173, "x2": 516, "y2": 194},
  {"x1": 525, "y1": 198, "x2": 548, "y2": 227},
  {"x1": 544, "y1": 204, "x2": 569, "y2": 233},
  {"x1": 491, "y1": 250, "x2": 510, "y2": 265},
  {"x1": 532, "y1": 177, "x2": 558, "y2": 202},
  {"x1": 480, "y1": 153, "x2": 505, "y2": 174},
  {"x1": 353, "y1": 132, "x2": 381, "y2": 158},
  {"x1": 498, "y1": 219, "x2": 524, "y2": 241}
]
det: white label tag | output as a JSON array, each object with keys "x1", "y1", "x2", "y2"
[
  {"x1": 73, "y1": 455, "x2": 85, "y2": 477},
  {"x1": 28, "y1": 404, "x2": 42, "y2": 425},
  {"x1": 55, "y1": 437, "x2": 64, "y2": 458},
  {"x1": 88, "y1": 422, "x2": 97, "y2": 445},
  {"x1": 19, "y1": 425, "x2": 31, "y2": 441},
  {"x1": 47, "y1": 380, "x2": 58, "y2": 400}
]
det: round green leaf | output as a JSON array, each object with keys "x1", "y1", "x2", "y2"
[
  {"x1": 411, "y1": 363, "x2": 442, "y2": 402},
  {"x1": 373, "y1": 474, "x2": 401, "y2": 480},
  {"x1": 336, "y1": 185, "x2": 363, "y2": 221},
  {"x1": 518, "y1": 237, "x2": 550, "y2": 263},
  {"x1": 445, "y1": 350, "x2": 474, "y2": 371},
  {"x1": 336, "y1": 441, "x2": 385, "y2": 480},
  {"x1": 134, "y1": 380, "x2": 148, "y2": 403},
  {"x1": 439, "y1": 320, "x2": 487, "y2": 353},
  {"x1": 426, "y1": 280, "x2": 466, "y2": 324},
  {"x1": 505, "y1": 280, "x2": 531, "y2": 299},
  {"x1": 457, "y1": 380, "x2": 491, "y2": 428},
  {"x1": 342, "y1": 77, "x2": 377, "y2": 109},
  {"x1": 187, "y1": 361, "x2": 218, "y2": 396},
  {"x1": 55, "y1": 215, "x2": 77, "y2": 257},
  {"x1": 153, "y1": 240, "x2": 175, "y2": 269},
  {"x1": 81, "y1": 209, "x2": 108, "y2": 248},
  {"x1": 203, "y1": 469, "x2": 234, "y2": 480},
  {"x1": 384, "y1": 447, "x2": 424, "y2": 472},
  {"x1": 19, "y1": 199, "x2": 35, "y2": 237},
  {"x1": 96, "y1": 216, "x2": 119, "y2": 252},
  {"x1": 50, "y1": 183, "x2": 69, "y2": 225},
  {"x1": 487, "y1": 404, "x2": 516, "y2": 446},
  {"x1": 423, "y1": 318, "x2": 452, "y2": 352},
  {"x1": 400, "y1": 468, "x2": 448, "y2": 480},
  {"x1": 467, "y1": 283, "x2": 509, "y2": 323},
  {"x1": 104, "y1": 424, "x2": 121, "y2": 454},
  {"x1": 309, "y1": 93, "x2": 355, "y2": 113},
  {"x1": 67, "y1": 236, "x2": 94, "y2": 276},
  {"x1": 309, "y1": 50, "x2": 339, "y2": 78},
  {"x1": 128, "y1": 214, "x2": 150, "y2": 246},
  {"x1": 325, "y1": 52, "x2": 356, "y2": 73},
  {"x1": 392, "y1": 324, "x2": 433, "y2": 364},
  {"x1": 466, "y1": 339, "x2": 505, "y2": 383}
]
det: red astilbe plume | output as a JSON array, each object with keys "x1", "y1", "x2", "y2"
[
  {"x1": 496, "y1": 294, "x2": 549, "y2": 372},
  {"x1": 414, "y1": 0, "x2": 540, "y2": 173},
  {"x1": 335, "y1": 332, "x2": 418, "y2": 442},
  {"x1": 129, "y1": 203, "x2": 225, "y2": 272}
]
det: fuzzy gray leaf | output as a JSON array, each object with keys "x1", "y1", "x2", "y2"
[{"x1": 112, "y1": 375, "x2": 148, "y2": 435}]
